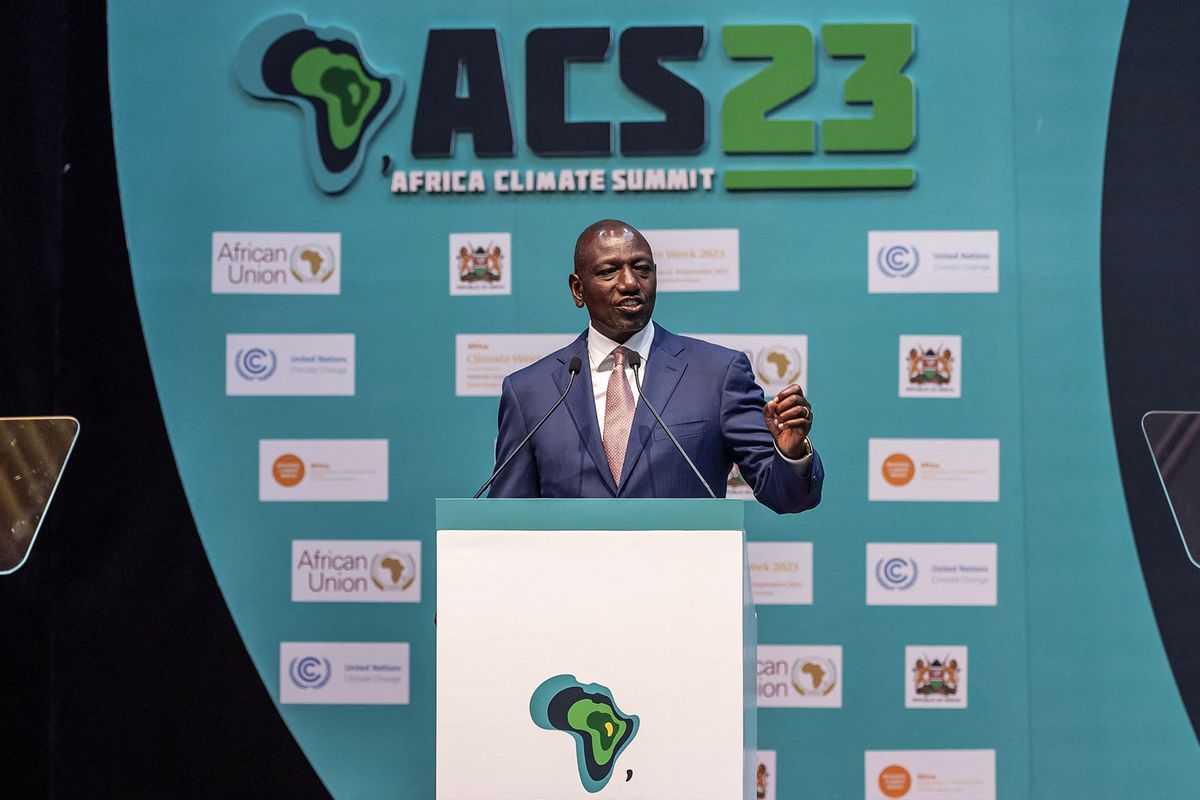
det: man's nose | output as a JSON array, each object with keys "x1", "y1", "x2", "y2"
[{"x1": 616, "y1": 266, "x2": 639, "y2": 290}]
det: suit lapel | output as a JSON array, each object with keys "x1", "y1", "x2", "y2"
[
  {"x1": 618, "y1": 325, "x2": 687, "y2": 493},
  {"x1": 554, "y1": 332, "x2": 618, "y2": 496}
]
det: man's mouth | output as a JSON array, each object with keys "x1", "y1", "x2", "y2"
[{"x1": 616, "y1": 298, "x2": 645, "y2": 312}]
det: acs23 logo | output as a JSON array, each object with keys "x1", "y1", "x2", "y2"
[{"x1": 238, "y1": 16, "x2": 915, "y2": 192}]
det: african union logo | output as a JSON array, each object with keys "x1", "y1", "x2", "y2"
[
  {"x1": 290, "y1": 243, "x2": 336, "y2": 283},
  {"x1": 753, "y1": 345, "x2": 802, "y2": 389},
  {"x1": 236, "y1": 15, "x2": 403, "y2": 193},
  {"x1": 234, "y1": 347, "x2": 277, "y2": 381},
  {"x1": 288, "y1": 655, "x2": 332, "y2": 689},
  {"x1": 530, "y1": 674, "x2": 639, "y2": 793},
  {"x1": 370, "y1": 550, "x2": 416, "y2": 591},
  {"x1": 791, "y1": 656, "x2": 837, "y2": 696},
  {"x1": 876, "y1": 556, "x2": 918, "y2": 590},
  {"x1": 877, "y1": 244, "x2": 920, "y2": 277}
]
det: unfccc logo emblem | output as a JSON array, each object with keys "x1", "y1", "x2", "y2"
[
  {"x1": 234, "y1": 347, "x2": 277, "y2": 380},
  {"x1": 877, "y1": 244, "x2": 919, "y2": 277},
  {"x1": 288, "y1": 655, "x2": 332, "y2": 689},
  {"x1": 875, "y1": 556, "x2": 918, "y2": 590}
]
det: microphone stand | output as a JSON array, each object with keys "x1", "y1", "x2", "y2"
[
  {"x1": 473, "y1": 359, "x2": 581, "y2": 498},
  {"x1": 629, "y1": 356, "x2": 717, "y2": 499}
]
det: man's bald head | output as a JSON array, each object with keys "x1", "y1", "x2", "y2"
[
  {"x1": 573, "y1": 219, "x2": 650, "y2": 273},
  {"x1": 568, "y1": 218, "x2": 657, "y2": 343}
]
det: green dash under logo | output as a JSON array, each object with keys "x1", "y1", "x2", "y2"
[
  {"x1": 236, "y1": 14, "x2": 402, "y2": 193},
  {"x1": 530, "y1": 674, "x2": 639, "y2": 793}
]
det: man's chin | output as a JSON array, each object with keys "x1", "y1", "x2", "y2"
[{"x1": 595, "y1": 317, "x2": 650, "y2": 342}]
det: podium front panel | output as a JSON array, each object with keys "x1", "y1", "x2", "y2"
[{"x1": 436, "y1": 499, "x2": 752, "y2": 800}]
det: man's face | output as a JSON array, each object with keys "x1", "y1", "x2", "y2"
[{"x1": 569, "y1": 227, "x2": 657, "y2": 343}]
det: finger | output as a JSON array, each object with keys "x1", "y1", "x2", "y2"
[
  {"x1": 774, "y1": 403, "x2": 812, "y2": 421},
  {"x1": 772, "y1": 384, "x2": 804, "y2": 402},
  {"x1": 772, "y1": 394, "x2": 810, "y2": 414}
]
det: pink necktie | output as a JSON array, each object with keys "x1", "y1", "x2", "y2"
[{"x1": 603, "y1": 346, "x2": 636, "y2": 485}]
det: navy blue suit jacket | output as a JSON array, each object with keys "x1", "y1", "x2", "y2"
[{"x1": 489, "y1": 325, "x2": 823, "y2": 513}]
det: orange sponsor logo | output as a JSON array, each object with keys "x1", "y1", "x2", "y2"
[
  {"x1": 273, "y1": 454, "x2": 305, "y2": 487},
  {"x1": 881, "y1": 453, "x2": 916, "y2": 486},
  {"x1": 878, "y1": 764, "x2": 912, "y2": 798}
]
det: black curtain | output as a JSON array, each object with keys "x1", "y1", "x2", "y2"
[{"x1": 1, "y1": 3, "x2": 329, "y2": 796}]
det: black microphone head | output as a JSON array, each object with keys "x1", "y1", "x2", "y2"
[
  {"x1": 567, "y1": 356, "x2": 582, "y2": 374},
  {"x1": 626, "y1": 351, "x2": 642, "y2": 368}
]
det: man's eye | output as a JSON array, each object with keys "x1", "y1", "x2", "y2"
[{"x1": 635, "y1": 263, "x2": 654, "y2": 273}]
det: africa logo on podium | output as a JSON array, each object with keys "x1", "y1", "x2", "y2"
[{"x1": 530, "y1": 674, "x2": 639, "y2": 793}]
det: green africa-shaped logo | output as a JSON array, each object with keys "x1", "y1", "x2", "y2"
[
  {"x1": 530, "y1": 674, "x2": 639, "y2": 793},
  {"x1": 235, "y1": 15, "x2": 402, "y2": 193}
]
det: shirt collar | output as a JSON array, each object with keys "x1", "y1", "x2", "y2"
[{"x1": 587, "y1": 322, "x2": 655, "y2": 372}]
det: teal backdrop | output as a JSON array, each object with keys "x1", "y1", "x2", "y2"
[{"x1": 107, "y1": 1, "x2": 1200, "y2": 797}]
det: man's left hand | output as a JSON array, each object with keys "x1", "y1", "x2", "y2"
[{"x1": 764, "y1": 384, "x2": 813, "y2": 459}]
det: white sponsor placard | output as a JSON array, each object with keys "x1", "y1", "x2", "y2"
[
  {"x1": 688, "y1": 334, "x2": 808, "y2": 397},
  {"x1": 868, "y1": 230, "x2": 998, "y2": 294},
  {"x1": 748, "y1": 542, "x2": 813, "y2": 605},
  {"x1": 449, "y1": 232, "x2": 511, "y2": 295},
  {"x1": 292, "y1": 540, "x2": 421, "y2": 603},
  {"x1": 755, "y1": 750, "x2": 777, "y2": 800},
  {"x1": 757, "y1": 645, "x2": 843, "y2": 708},
  {"x1": 259, "y1": 439, "x2": 388, "y2": 502},
  {"x1": 212, "y1": 232, "x2": 340, "y2": 294},
  {"x1": 905, "y1": 645, "x2": 968, "y2": 708},
  {"x1": 454, "y1": 333, "x2": 576, "y2": 396},
  {"x1": 279, "y1": 642, "x2": 409, "y2": 705},
  {"x1": 865, "y1": 749, "x2": 995, "y2": 800},
  {"x1": 645, "y1": 228, "x2": 740, "y2": 292},
  {"x1": 867, "y1": 543, "x2": 998, "y2": 606},
  {"x1": 899, "y1": 335, "x2": 962, "y2": 399},
  {"x1": 226, "y1": 334, "x2": 354, "y2": 396},
  {"x1": 869, "y1": 438, "x2": 999, "y2": 502}
]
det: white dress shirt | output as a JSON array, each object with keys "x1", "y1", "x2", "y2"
[{"x1": 587, "y1": 322, "x2": 655, "y2": 429}]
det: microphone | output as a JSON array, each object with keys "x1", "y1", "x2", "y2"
[
  {"x1": 473, "y1": 356, "x2": 582, "y2": 498},
  {"x1": 627, "y1": 352, "x2": 717, "y2": 499}
]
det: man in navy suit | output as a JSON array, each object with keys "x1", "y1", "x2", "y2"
[{"x1": 489, "y1": 220, "x2": 822, "y2": 513}]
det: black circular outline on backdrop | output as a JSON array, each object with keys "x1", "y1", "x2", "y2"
[{"x1": 1101, "y1": 0, "x2": 1200, "y2": 740}]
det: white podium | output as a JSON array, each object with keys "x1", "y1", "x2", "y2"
[{"x1": 436, "y1": 499, "x2": 756, "y2": 800}]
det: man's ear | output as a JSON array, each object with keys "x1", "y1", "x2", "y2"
[{"x1": 568, "y1": 273, "x2": 584, "y2": 308}]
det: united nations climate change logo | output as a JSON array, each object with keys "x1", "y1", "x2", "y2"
[
  {"x1": 876, "y1": 556, "x2": 918, "y2": 590},
  {"x1": 530, "y1": 674, "x2": 639, "y2": 793},
  {"x1": 288, "y1": 655, "x2": 331, "y2": 689},
  {"x1": 236, "y1": 14, "x2": 403, "y2": 193},
  {"x1": 877, "y1": 244, "x2": 920, "y2": 278},
  {"x1": 234, "y1": 347, "x2": 277, "y2": 381}
]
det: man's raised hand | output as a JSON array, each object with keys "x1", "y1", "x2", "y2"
[{"x1": 764, "y1": 384, "x2": 813, "y2": 459}]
